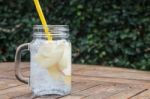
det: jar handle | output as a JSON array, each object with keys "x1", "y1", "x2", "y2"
[{"x1": 15, "y1": 43, "x2": 29, "y2": 84}]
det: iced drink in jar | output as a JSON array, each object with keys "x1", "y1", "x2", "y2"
[
  {"x1": 30, "y1": 25, "x2": 71, "y2": 95},
  {"x1": 30, "y1": 39, "x2": 71, "y2": 95},
  {"x1": 15, "y1": 25, "x2": 71, "y2": 96}
]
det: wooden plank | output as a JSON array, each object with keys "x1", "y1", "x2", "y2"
[
  {"x1": 0, "y1": 70, "x2": 16, "y2": 79},
  {"x1": 73, "y1": 75, "x2": 150, "y2": 88},
  {"x1": 0, "y1": 70, "x2": 29, "y2": 90},
  {"x1": 0, "y1": 68, "x2": 29, "y2": 82},
  {"x1": 0, "y1": 95, "x2": 10, "y2": 99},
  {"x1": 72, "y1": 81, "x2": 101, "y2": 93},
  {"x1": 0, "y1": 62, "x2": 29, "y2": 72},
  {"x1": 131, "y1": 89, "x2": 150, "y2": 99},
  {"x1": 82, "y1": 85, "x2": 130, "y2": 99},
  {"x1": 73, "y1": 66, "x2": 150, "y2": 81},
  {"x1": 106, "y1": 88, "x2": 147, "y2": 99},
  {"x1": 0, "y1": 85, "x2": 30, "y2": 98},
  {"x1": 73, "y1": 64, "x2": 150, "y2": 74},
  {"x1": 75, "y1": 82, "x2": 134, "y2": 99},
  {"x1": 0, "y1": 79, "x2": 22, "y2": 90},
  {"x1": 74, "y1": 83, "x2": 118, "y2": 96}
]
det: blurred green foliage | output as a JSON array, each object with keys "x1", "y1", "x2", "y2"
[{"x1": 0, "y1": 0, "x2": 150, "y2": 70}]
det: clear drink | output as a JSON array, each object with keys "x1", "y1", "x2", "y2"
[
  {"x1": 30, "y1": 39, "x2": 71, "y2": 95},
  {"x1": 15, "y1": 25, "x2": 71, "y2": 96}
]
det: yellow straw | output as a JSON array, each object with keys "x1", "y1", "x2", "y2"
[{"x1": 33, "y1": 0, "x2": 52, "y2": 40}]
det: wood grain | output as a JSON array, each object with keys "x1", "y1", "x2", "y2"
[
  {"x1": 0, "y1": 63, "x2": 150, "y2": 99},
  {"x1": 108, "y1": 88, "x2": 147, "y2": 99},
  {"x1": 131, "y1": 89, "x2": 150, "y2": 99}
]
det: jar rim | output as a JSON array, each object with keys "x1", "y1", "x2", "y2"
[
  {"x1": 34, "y1": 25, "x2": 69, "y2": 32},
  {"x1": 34, "y1": 25, "x2": 69, "y2": 29},
  {"x1": 33, "y1": 25, "x2": 69, "y2": 38},
  {"x1": 33, "y1": 33, "x2": 69, "y2": 36}
]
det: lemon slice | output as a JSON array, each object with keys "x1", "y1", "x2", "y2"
[
  {"x1": 47, "y1": 64, "x2": 61, "y2": 80},
  {"x1": 33, "y1": 40, "x2": 72, "y2": 83},
  {"x1": 58, "y1": 43, "x2": 71, "y2": 70},
  {"x1": 34, "y1": 41, "x2": 64, "y2": 68}
]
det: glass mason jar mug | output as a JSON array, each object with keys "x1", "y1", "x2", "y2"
[{"x1": 15, "y1": 25, "x2": 71, "y2": 96}]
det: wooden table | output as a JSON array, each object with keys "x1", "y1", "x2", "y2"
[{"x1": 0, "y1": 63, "x2": 150, "y2": 99}]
